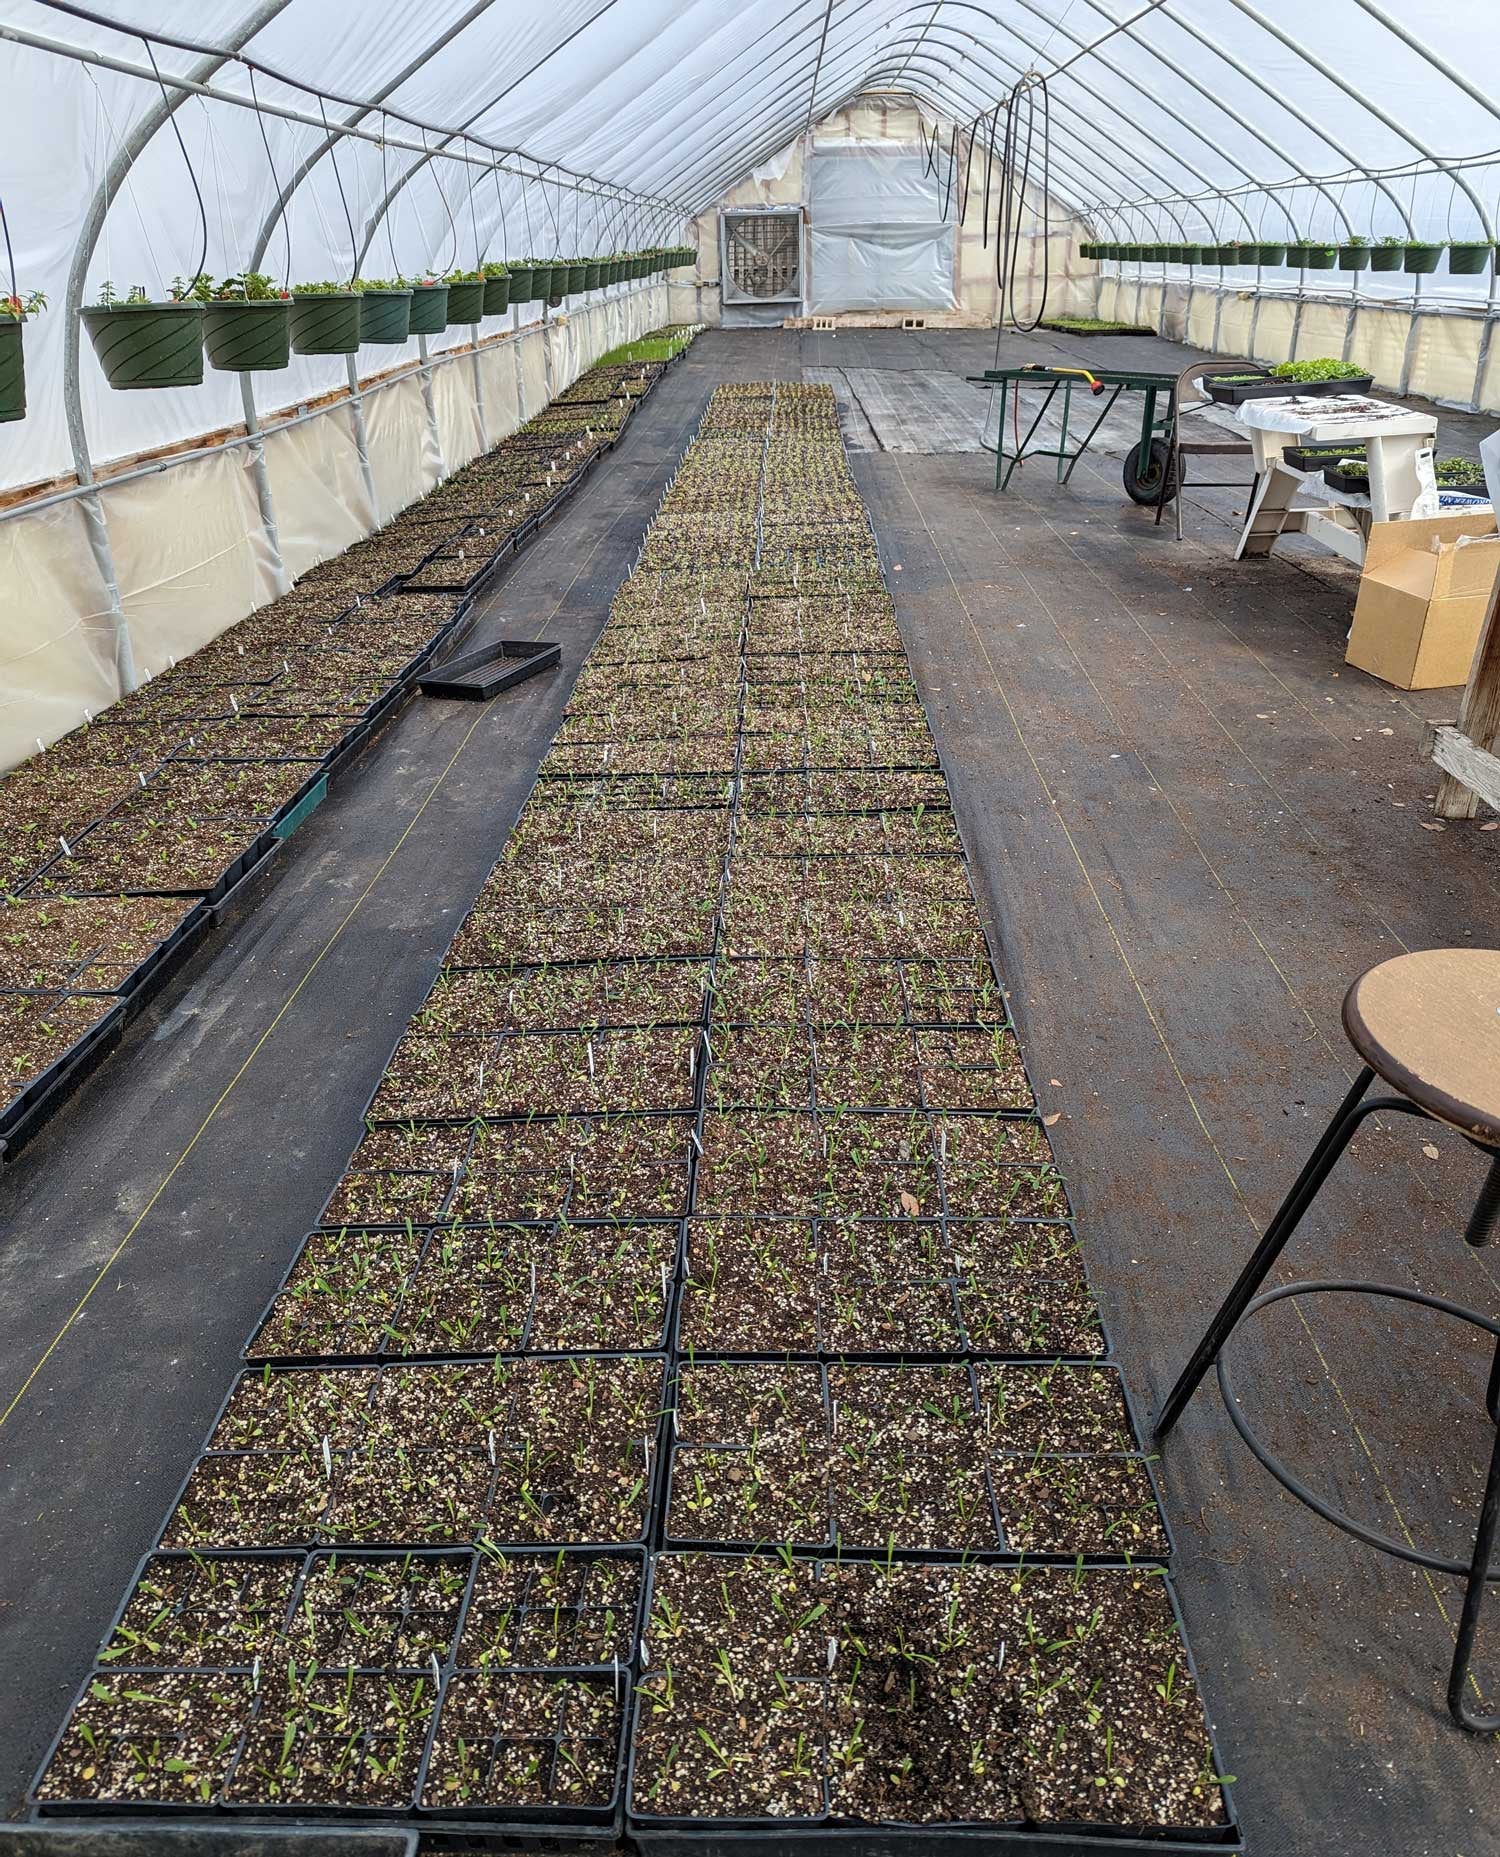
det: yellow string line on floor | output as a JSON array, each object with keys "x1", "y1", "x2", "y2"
[{"x1": 888, "y1": 450, "x2": 1482, "y2": 1700}]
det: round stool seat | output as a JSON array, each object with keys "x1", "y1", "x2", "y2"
[{"x1": 1343, "y1": 949, "x2": 1500, "y2": 1146}]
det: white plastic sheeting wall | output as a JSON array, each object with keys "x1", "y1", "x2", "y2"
[
  {"x1": 0, "y1": 283, "x2": 675, "y2": 770},
  {"x1": 808, "y1": 143, "x2": 954, "y2": 315}
]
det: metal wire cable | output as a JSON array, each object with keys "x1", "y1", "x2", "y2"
[{"x1": 143, "y1": 36, "x2": 207, "y2": 288}]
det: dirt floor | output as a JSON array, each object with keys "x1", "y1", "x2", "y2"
[{"x1": 2, "y1": 326, "x2": 1500, "y2": 1853}]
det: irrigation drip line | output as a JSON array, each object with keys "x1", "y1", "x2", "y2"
[{"x1": 995, "y1": 72, "x2": 1051, "y2": 345}]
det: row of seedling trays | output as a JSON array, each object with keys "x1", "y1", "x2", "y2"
[
  {"x1": 32, "y1": 380, "x2": 1237, "y2": 1848},
  {"x1": 0, "y1": 335, "x2": 694, "y2": 1160}
]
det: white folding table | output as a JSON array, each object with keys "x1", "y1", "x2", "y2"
[{"x1": 1232, "y1": 392, "x2": 1438, "y2": 566}]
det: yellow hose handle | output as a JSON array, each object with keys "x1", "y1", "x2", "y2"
[{"x1": 1020, "y1": 362, "x2": 1106, "y2": 395}]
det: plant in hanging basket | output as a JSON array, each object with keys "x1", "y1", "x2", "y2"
[
  {"x1": 358, "y1": 276, "x2": 417, "y2": 342},
  {"x1": 1251, "y1": 241, "x2": 1286, "y2": 265},
  {"x1": 444, "y1": 268, "x2": 486, "y2": 325},
  {"x1": 479, "y1": 260, "x2": 511, "y2": 315},
  {"x1": 203, "y1": 271, "x2": 291, "y2": 373},
  {"x1": 82, "y1": 279, "x2": 205, "y2": 390},
  {"x1": 1338, "y1": 235, "x2": 1370, "y2": 271},
  {"x1": 1289, "y1": 240, "x2": 1336, "y2": 268},
  {"x1": 1369, "y1": 234, "x2": 1405, "y2": 271},
  {"x1": 1448, "y1": 242, "x2": 1493, "y2": 275},
  {"x1": 566, "y1": 258, "x2": 589, "y2": 294},
  {"x1": 0, "y1": 289, "x2": 44, "y2": 423},
  {"x1": 290, "y1": 279, "x2": 363, "y2": 354},
  {"x1": 1403, "y1": 240, "x2": 1444, "y2": 274}
]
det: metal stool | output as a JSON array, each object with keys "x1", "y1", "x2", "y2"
[{"x1": 1155, "y1": 947, "x2": 1500, "y2": 1731}]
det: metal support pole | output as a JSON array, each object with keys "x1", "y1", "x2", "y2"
[
  {"x1": 240, "y1": 376, "x2": 289, "y2": 597},
  {"x1": 470, "y1": 329, "x2": 489, "y2": 455},
  {"x1": 345, "y1": 354, "x2": 379, "y2": 526},
  {"x1": 415, "y1": 334, "x2": 447, "y2": 486}
]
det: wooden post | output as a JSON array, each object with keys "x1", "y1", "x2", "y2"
[{"x1": 1435, "y1": 564, "x2": 1500, "y2": 818}]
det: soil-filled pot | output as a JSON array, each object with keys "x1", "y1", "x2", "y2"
[
  {"x1": 1404, "y1": 243, "x2": 1443, "y2": 275},
  {"x1": 360, "y1": 288, "x2": 413, "y2": 343},
  {"x1": 584, "y1": 261, "x2": 602, "y2": 291},
  {"x1": 1339, "y1": 244, "x2": 1371, "y2": 271},
  {"x1": 1303, "y1": 244, "x2": 1337, "y2": 268},
  {"x1": 1251, "y1": 243, "x2": 1286, "y2": 266},
  {"x1": 1448, "y1": 243, "x2": 1493, "y2": 275},
  {"x1": 405, "y1": 284, "x2": 448, "y2": 335},
  {"x1": 0, "y1": 320, "x2": 25, "y2": 422},
  {"x1": 444, "y1": 279, "x2": 485, "y2": 326},
  {"x1": 1209, "y1": 245, "x2": 1236, "y2": 264},
  {"x1": 633, "y1": 255, "x2": 650, "y2": 278},
  {"x1": 566, "y1": 262, "x2": 589, "y2": 294},
  {"x1": 203, "y1": 297, "x2": 291, "y2": 373},
  {"x1": 1369, "y1": 244, "x2": 1404, "y2": 271},
  {"x1": 1178, "y1": 245, "x2": 1205, "y2": 263},
  {"x1": 82, "y1": 300, "x2": 204, "y2": 389},
  {"x1": 482, "y1": 272, "x2": 511, "y2": 316},
  {"x1": 507, "y1": 263, "x2": 535, "y2": 302},
  {"x1": 290, "y1": 291, "x2": 362, "y2": 354},
  {"x1": 530, "y1": 264, "x2": 557, "y2": 299}
]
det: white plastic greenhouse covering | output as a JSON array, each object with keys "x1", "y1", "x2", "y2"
[{"x1": 4, "y1": 0, "x2": 1500, "y2": 765}]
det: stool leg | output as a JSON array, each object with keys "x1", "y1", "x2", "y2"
[
  {"x1": 1154, "y1": 1066, "x2": 1375, "y2": 1442},
  {"x1": 1449, "y1": 1335, "x2": 1500, "y2": 1732},
  {"x1": 1464, "y1": 1150, "x2": 1500, "y2": 1248}
]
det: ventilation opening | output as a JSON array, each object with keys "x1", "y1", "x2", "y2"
[
  {"x1": 902, "y1": 316, "x2": 926, "y2": 330},
  {"x1": 721, "y1": 209, "x2": 801, "y2": 303},
  {"x1": 811, "y1": 316, "x2": 836, "y2": 330}
]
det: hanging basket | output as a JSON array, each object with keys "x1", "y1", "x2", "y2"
[
  {"x1": 1448, "y1": 243, "x2": 1492, "y2": 276},
  {"x1": 290, "y1": 291, "x2": 362, "y2": 354},
  {"x1": 1403, "y1": 243, "x2": 1444, "y2": 274},
  {"x1": 444, "y1": 280, "x2": 485, "y2": 325},
  {"x1": 1338, "y1": 244, "x2": 1371, "y2": 271},
  {"x1": 360, "y1": 288, "x2": 413, "y2": 343},
  {"x1": 1251, "y1": 243, "x2": 1286, "y2": 266},
  {"x1": 530, "y1": 263, "x2": 557, "y2": 299},
  {"x1": 507, "y1": 263, "x2": 535, "y2": 302},
  {"x1": 1368, "y1": 244, "x2": 1404, "y2": 271},
  {"x1": 566, "y1": 262, "x2": 589, "y2": 294},
  {"x1": 0, "y1": 319, "x2": 26, "y2": 423},
  {"x1": 584, "y1": 261, "x2": 602, "y2": 291},
  {"x1": 82, "y1": 300, "x2": 205, "y2": 389},
  {"x1": 404, "y1": 283, "x2": 447, "y2": 335},
  {"x1": 482, "y1": 271, "x2": 512, "y2": 315},
  {"x1": 203, "y1": 298, "x2": 291, "y2": 373}
]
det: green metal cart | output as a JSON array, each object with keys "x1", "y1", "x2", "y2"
[{"x1": 969, "y1": 362, "x2": 1181, "y2": 503}]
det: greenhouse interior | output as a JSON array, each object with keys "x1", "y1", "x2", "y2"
[{"x1": 5, "y1": 2, "x2": 1500, "y2": 1854}]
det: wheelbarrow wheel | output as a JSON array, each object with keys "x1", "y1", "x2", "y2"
[{"x1": 1123, "y1": 437, "x2": 1181, "y2": 505}]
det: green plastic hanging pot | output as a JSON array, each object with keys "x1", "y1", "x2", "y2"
[
  {"x1": 203, "y1": 298, "x2": 291, "y2": 372},
  {"x1": 399, "y1": 285, "x2": 439, "y2": 337},
  {"x1": 1404, "y1": 243, "x2": 1443, "y2": 274},
  {"x1": 444, "y1": 280, "x2": 485, "y2": 325},
  {"x1": 566, "y1": 262, "x2": 589, "y2": 294},
  {"x1": 1251, "y1": 243, "x2": 1286, "y2": 266},
  {"x1": 634, "y1": 254, "x2": 650, "y2": 278},
  {"x1": 0, "y1": 319, "x2": 25, "y2": 422},
  {"x1": 1369, "y1": 244, "x2": 1404, "y2": 271},
  {"x1": 530, "y1": 263, "x2": 556, "y2": 298},
  {"x1": 1338, "y1": 244, "x2": 1371, "y2": 271},
  {"x1": 290, "y1": 291, "x2": 362, "y2": 354},
  {"x1": 1179, "y1": 245, "x2": 1204, "y2": 264},
  {"x1": 82, "y1": 300, "x2": 205, "y2": 389},
  {"x1": 584, "y1": 261, "x2": 602, "y2": 291},
  {"x1": 1448, "y1": 243, "x2": 1491, "y2": 275},
  {"x1": 482, "y1": 271, "x2": 512, "y2": 315},
  {"x1": 507, "y1": 263, "x2": 535, "y2": 302},
  {"x1": 360, "y1": 288, "x2": 413, "y2": 343}
]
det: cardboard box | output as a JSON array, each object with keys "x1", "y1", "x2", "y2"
[{"x1": 1346, "y1": 512, "x2": 1500, "y2": 690}]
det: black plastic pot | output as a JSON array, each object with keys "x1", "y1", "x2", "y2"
[
  {"x1": 203, "y1": 297, "x2": 292, "y2": 373},
  {"x1": 1322, "y1": 463, "x2": 1370, "y2": 494},
  {"x1": 1338, "y1": 244, "x2": 1371, "y2": 271},
  {"x1": 1404, "y1": 243, "x2": 1444, "y2": 275},
  {"x1": 1369, "y1": 244, "x2": 1405, "y2": 271},
  {"x1": 481, "y1": 271, "x2": 511, "y2": 315},
  {"x1": 290, "y1": 291, "x2": 362, "y2": 354},
  {"x1": 445, "y1": 279, "x2": 485, "y2": 325},
  {"x1": 82, "y1": 300, "x2": 205, "y2": 389},
  {"x1": 360, "y1": 288, "x2": 414, "y2": 344},
  {"x1": 406, "y1": 283, "x2": 449, "y2": 335},
  {"x1": 1448, "y1": 243, "x2": 1493, "y2": 276},
  {"x1": 0, "y1": 318, "x2": 25, "y2": 422}
]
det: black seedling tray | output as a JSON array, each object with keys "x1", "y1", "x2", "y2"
[
  {"x1": 419, "y1": 640, "x2": 562, "y2": 701},
  {"x1": 1281, "y1": 443, "x2": 1365, "y2": 472},
  {"x1": 1204, "y1": 372, "x2": 1372, "y2": 405},
  {"x1": 1321, "y1": 464, "x2": 1370, "y2": 494},
  {"x1": 0, "y1": 995, "x2": 126, "y2": 1160},
  {"x1": 1037, "y1": 320, "x2": 1156, "y2": 338},
  {"x1": 624, "y1": 1551, "x2": 1241, "y2": 1851},
  {"x1": 244, "y1": 1217, "x2": 685, "y2": 1366}
]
